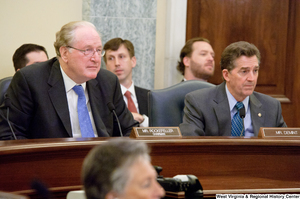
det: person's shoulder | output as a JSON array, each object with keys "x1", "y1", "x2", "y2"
[
  {"x1": 97, "y1": 68, "x2": 118, "y2": 79},
  {"x1": 95, "y1": 68, "x2": 119, "y2": 89},
  {"x1": 16, "y1": 57, "x2": 58, "y2": 80},
  {"x1": 20, "y1": 57, "x2": 57, "y2": 73},
  {"x1": 135, "y1": 85, "x2": 149, "y2": 92},
  {"x1": 252, "y1": 91, "x2": 280, "y2": 104}
]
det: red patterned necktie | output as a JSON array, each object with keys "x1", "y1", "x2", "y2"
[{"x1": 124, "y1": 91, "x2": 138, "y2": 113}]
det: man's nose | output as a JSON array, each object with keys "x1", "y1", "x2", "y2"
[
  {"x1": 115, "y1": 58, "x2": 120, "y2": 66},
  {"x1": 90, "y1": 51, "x2": 101, "y2": 62},
  {"x1": 247, "y1": 71, "x2": 256, "y2": 81},
  {"x1": 207, "y1": 54, "x2": 214, "y2": 61},
  {"x1": 154, "y1": 181, "x2": 165, "y2": 197}
]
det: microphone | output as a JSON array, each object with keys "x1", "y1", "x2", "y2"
[
  {"x1": 107, "y1": 102, "x2": 123, "y2": 137},
  {"x1": 4, "y1": 97, "x2": 17, "y2": 140},
  {"x1": 239, "y1": 106, "x2": 245, "y2": 137},
  {"x1": 31, "y1": 179, "x2": 52, "y2": 199}
]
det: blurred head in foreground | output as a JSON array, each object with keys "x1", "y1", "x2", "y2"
[{"x1": 82, "y1": 138, "x2": 165, "y2": 199}]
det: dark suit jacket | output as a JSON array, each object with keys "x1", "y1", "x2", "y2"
[
  {"x1": 0, "y1": 57, "x2": 138, "y2": 140},
  {"x1": 179, "y1": 82, "x2": 287, "y2": 136},
  {"x1": 135, "y1": 86, "x2": 149, "y2": 116}
]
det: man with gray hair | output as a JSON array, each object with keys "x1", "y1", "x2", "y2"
[
  {"x1": 0, "y1": 21, "x2": 138, "y2": 140},
  {"x1": 180, "y1": 41, "x2": 286, "y2": 137},
  {"x1": 82, "y1": 138, "x2": 165, "y2": 199}
]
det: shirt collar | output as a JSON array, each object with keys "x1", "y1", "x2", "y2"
[
  {"x1": 121, "y1": 82, "x2": 135, "y2": 96},
  {"x1": 60, "y1": 66, "x2": 87, "y2": 92},
  {"x1": 225, "y1": 83, "x2": 249, "y2": 112}
]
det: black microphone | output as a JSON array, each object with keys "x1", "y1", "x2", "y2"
[
  {"x1": 239, "y1": 106, "x2": 246, "y2": 137},
  {"x1": 4, "y1": 97, "x2": 17, "y2": 140},
  {"x1": 107, "y1": 102, "x2": 123, "y2": 137},
  {"x1": 31, "y1": 179, "x2": 52, "y2": 199}
]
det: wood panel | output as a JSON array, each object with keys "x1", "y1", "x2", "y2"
[
  {"x1": 186, "y1": 0, "x2": 300, "y2": 127},
  {"x1": 0, "y1": 137, "x2": 300, "y2": 198}
]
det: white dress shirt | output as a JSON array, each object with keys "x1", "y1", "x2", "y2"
[
  {"x1": 60, "y1": 67, "x2": 98, "y2": 137},
  {"x1": 120, "y1": 82, "x2": 149, "y2": 127}
]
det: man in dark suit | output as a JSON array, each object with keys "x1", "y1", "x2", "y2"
[
  {"x1": 177, "y1": 37, "x2": 215, "y2": 82},
  {"x1": 103, "y1": 38, "x2": 149, "y2": 127},
  {"x1": 0, "y1": 21, "x2": 138, "y2": 140},
  {"x1": 180, "y1": 41, "x2": 287, "y2": 136}
]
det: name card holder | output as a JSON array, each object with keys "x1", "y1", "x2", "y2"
[
  {"x1": 258, "y1": 127, "x2": 300, "y2": 138},
  {"x1": 130, "y1": 127, "x2": 182, "y2": 139}
]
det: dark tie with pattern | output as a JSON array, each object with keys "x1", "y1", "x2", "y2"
[
  {"x1": 73, "y1": 85, "x2": 95, "y2": 137},
  {"x1": 124, "y1": 91, "x2": 138, "y2": 113},
  {"x1": 231, "y1": 101, "x2": 245, "y2": 136}
]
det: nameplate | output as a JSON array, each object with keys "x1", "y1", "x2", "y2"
[
  {"x1": 130, "y1": 127, "x2": 182, "y2": 138},
  {"x1": 258, "y1": 127, "x2": 300, "y2": 138}
]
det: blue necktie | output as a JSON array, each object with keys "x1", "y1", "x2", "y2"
[
  {"x1": 73, "y1": 85, "x2": 95, "y2": 137},
  {"x1": 231, "y1": 102, "x2": 245, "y2": 136}
]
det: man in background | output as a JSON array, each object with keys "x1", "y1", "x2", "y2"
[
  {"x1": 177, "y1": 37, "x2": 215, "y2": 81},
  {"x1": 12, "y1": 43, "x2": 48, "y2": 71},
  {"x1": 82, "y1": 138, "x2": 165, "y2": 199},
  {"x1": 0, "y1": 21, "x2": 137, "y2": 140},
  {"x1": 104, "y1": 38, "x2": 149, "y2": 127},
  {"x1": 180, "y1": 41, "x2": 286, "y2": 136}
]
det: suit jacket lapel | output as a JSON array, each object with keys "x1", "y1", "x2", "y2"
[
  {"x1": 213, "y1": 82, "x2": 232, "y2": 136},
  {"x1": 47, "y1": 59, "x2": 72, "y2": 136},
  {"x1": 87, "y1": 79, "x2": 110, "y2": 137},
  {"x1": 250, "y1": 94, "x2": 265, "y2": 136},
  {"x1": 135, "y1": 86, "x2": 148, "y2": 115}
]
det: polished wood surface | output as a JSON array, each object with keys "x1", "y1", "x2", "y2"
[
  {"x1": 186, "y1": 0, "x2": 300, "y2": 127},
  {"x1": 1, "y1": 137, "x2": 300, "y2": 198}
]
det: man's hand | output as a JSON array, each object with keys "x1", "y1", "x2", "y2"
[{"x1": 131, "y1": 112, "x2": 145, "y2": 124}]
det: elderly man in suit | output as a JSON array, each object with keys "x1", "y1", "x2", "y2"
[
  {"x1": 103, "y1": 38, "x2": 149, "y2": 127},
  {"x1": 180, "y1": 41, "x2": 287, "y2": 137},
  {"x1": 0, "y1": 21, "x2": 138, "y2": 140}
]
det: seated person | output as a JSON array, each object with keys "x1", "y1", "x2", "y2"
[
  {"x1": 0, "y1": 21, "x2": 137, "y2": 140},
  {"x1": 82, "y1": 138, "x2": 165, "y2": 199},
  {"x1": 180, "y1": 41, "x2": 287, "y2": 136},
  {"x1": 13, "y1": 43, "x2": 49, "y2": 71},
  {"x1": 104, "y1": 38, "x2": 149, "y2": 127},
  {"x1": 177, "y1": 37, "x2": 215, "y2": 82}
]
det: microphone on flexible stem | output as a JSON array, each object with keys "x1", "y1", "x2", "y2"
[
  {"x1": 107, "y1": 102, "x2": 123, "y2": 137},
  {"x1": 5, "y1": 98, "x2": 17, "y2": 140},
  {"x1": 239, "y1": 106, "x2": 246, "y2": 137}
]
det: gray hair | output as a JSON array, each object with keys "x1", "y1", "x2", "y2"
[
  {"x1": 82, "y1": 138, "x2": 150, "y2": 199},
  {"x1": 53, "y1": 21, "x2": 98, "y2": 57}
]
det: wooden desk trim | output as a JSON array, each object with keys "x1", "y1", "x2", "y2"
[
  {"x1": 1, "y1": 137, "x2": 300, "y2": 198},
  {"x1": 1, "y1": 136, "x2": 300, "y2": 154}
]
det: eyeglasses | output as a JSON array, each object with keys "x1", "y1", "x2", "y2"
[{"x1": 66, "y1": 46, "x2": 105, "y2": 57}]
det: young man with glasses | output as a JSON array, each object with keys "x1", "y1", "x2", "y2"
[{"x1": 0, "y1": 21, "x2": 138, "y2": 140}]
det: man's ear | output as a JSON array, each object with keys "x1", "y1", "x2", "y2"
[
  {"x1": 222, "y1": 69, "x2": 230, "y2": 81},
  {"x1": 60, "y1": 46, "x2": 69, "y2": 63},
  {"x1": 183, "y1": 56, "x2": 190, "y2": 68},
  {"x1": 131, "y1": 56, "x2": 137, "y2": 68}
]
